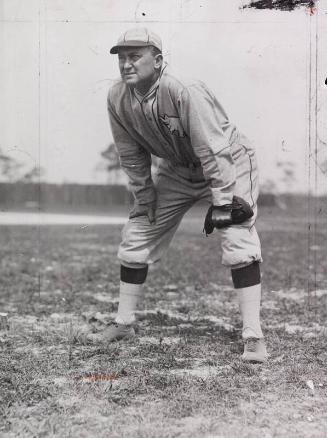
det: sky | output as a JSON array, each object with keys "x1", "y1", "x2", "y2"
[{"x1": 1, "y1": 0, "x2": 326, "y2": 194}]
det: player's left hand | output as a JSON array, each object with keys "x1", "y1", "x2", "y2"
[
  {"x1": 203, "y1": 196, "x2": 254, "y2": 235},
  {"x1": 129, "y1": 201, "x2": 157, "y2": 224}
]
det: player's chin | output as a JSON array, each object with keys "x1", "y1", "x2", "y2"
[{"x1": 122, "y1": 74, "x2": 138, "y2": 85}]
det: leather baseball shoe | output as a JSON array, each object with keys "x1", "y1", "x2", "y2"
[
  {"x1": 87, "y1": 322, "x2": 135, "y2": 344},
  {"x1": 242, "y1": 337, "x2": 268, "y2": 363}
]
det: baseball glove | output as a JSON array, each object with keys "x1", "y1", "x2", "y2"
[{"x1": 203, "y1": 196, "x2": 254, "y2": 235}]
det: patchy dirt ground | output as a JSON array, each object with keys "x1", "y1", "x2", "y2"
[{"x1": 0, "y1": 205, "x2": 327, "y2": 437}]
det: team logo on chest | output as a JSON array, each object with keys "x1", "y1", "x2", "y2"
[{"x1": 159, "y1": 114, "x2": 186, "y2": 138}]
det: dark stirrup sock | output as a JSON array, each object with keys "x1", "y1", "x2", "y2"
[
  {"x1": 231, "y1": 261, "x2": 261, "y2": 289},
  {"x1": 120, "y1": 265, "x2": 149, "y2": 284}
]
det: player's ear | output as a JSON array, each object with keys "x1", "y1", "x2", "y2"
[{"x1": 154, "y1": 53, "x2": 163, "y2": 70}]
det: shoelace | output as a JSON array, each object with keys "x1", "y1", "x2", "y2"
[
  {"x1": 110, "y1": 322, "x2": 131, "y2": 328},
  {"x1": 246, "y1": 338, "x2": 259, "y2": 352}
]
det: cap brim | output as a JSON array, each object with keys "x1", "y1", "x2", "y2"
[{"x1": 110, "y1": 41, "x2": 158, "y2": 54}]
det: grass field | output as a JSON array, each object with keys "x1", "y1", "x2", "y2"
[{"x1": 0, "y1": 206, "x2": 327, "y2": 437}]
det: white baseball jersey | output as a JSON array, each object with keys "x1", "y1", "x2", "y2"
[{"x1": 107, "y1": 64, "x2": 252, "y2": 207}]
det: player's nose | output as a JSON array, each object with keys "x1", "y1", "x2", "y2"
[{"x1": 123, "y1": 59, "x2": 133, "y2": 70}]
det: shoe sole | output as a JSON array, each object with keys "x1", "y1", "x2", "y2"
[
  {"x1": 241, "y1": 354, "x2": 268, "y2": 363},
  {"x1": 86, "y1": 329, "x2": 135, "y2": 344},
  {"x1": 111, "y1": 330, "x2": 136, "y2": 342}
]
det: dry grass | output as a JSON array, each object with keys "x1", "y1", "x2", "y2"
[{"x1": 0, "y1": 206, "x2": 327, "y2": 437}]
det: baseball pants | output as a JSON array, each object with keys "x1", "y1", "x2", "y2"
[{"x1": 118, "y1": 136, "x2": 262, "y2": 270}]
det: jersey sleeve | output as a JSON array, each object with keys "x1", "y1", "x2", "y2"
[
  {"x1": 178, "y1": 83, "x2": 236, "y2": 206},
  {"x1": 107, "y1": 93, "x2": 156, "y2": 206}
]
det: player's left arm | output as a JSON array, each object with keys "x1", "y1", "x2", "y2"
[
  {"x1": 178, "y1": 82, "x2": 235, "y2": 206},
  {"x1": 178, "y1": 82, "x2": 253, "y2": 231}
]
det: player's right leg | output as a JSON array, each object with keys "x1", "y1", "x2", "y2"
[
  {"x1": 87, "y1": 161, "x2": 201, "y2": 344},
  {"x1": 87, "y1": 264, "x2": 148, "y2": 343}
]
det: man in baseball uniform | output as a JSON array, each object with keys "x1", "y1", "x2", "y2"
[{"x1": 90, "y1": 27, "x2": 268, "y2": 362}]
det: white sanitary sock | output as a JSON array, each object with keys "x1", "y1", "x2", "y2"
[
  {"x1": 237, "y1": 283, "x2": 264, "y2": 339},
  {"x1": 115, "y1": 281, "x2": 144, "y2": 325}
]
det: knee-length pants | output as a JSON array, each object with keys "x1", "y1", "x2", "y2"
[{"x1": 118, "y1": 140, "x2": 262, "y2": 270}]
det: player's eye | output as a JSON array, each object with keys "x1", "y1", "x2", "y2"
[{"x1": 118, "y1": 54, "x2": 141, "y2": 64}]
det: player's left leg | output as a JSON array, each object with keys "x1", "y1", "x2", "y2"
[
  {"x1": 219, "y1": 136, "x2": 267, "y2": 362},
  {"x1": 231, "y1": 260, "x2": 267, "y2": 363},
  {"x1": 231, "y1": 261, "x2": 262, "y2": 339},
  {"x1": 219, "y1": 221, "x2": 267, "y2": 362}
]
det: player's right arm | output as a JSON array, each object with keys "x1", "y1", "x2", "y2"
[{"x1": 107, "y1": 91, "x2": 156, "y2": 223}]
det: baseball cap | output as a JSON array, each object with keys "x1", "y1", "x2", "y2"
[{"x1": 110, "y1": 27, "x2": 162, "y2": 54}]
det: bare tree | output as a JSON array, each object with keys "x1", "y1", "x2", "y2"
[
  {"x1": 0, "y1": 148, "x2": 23, "y2": 182},
  {"x1": 101, "y1": 143, "x2": 120, "y2": 172},
  {"x1": 277, "y1": 160, "x2": 296, "y2": 192},
  {"x1": 95, "y1": 143, "x2": 126, "y2": 184},
  {"x1": 19, "y1": 165, "x2": 45, "y2": 183}
]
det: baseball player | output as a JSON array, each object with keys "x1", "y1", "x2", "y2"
[{"x1": 89, "y1": 27, "x2": 268, "y2": 362}]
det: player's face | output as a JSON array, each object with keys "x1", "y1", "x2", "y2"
[{"x1": 118, "y1": 47, "x2": 162, "y2": 92}]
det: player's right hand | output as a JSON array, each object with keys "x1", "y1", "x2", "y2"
[
  {"x1": 129, "y1": 201, "x2": 156, "y2": 225},
  {"x1": 147, "y1": 203, "x2": 156, "y2": 224}
]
